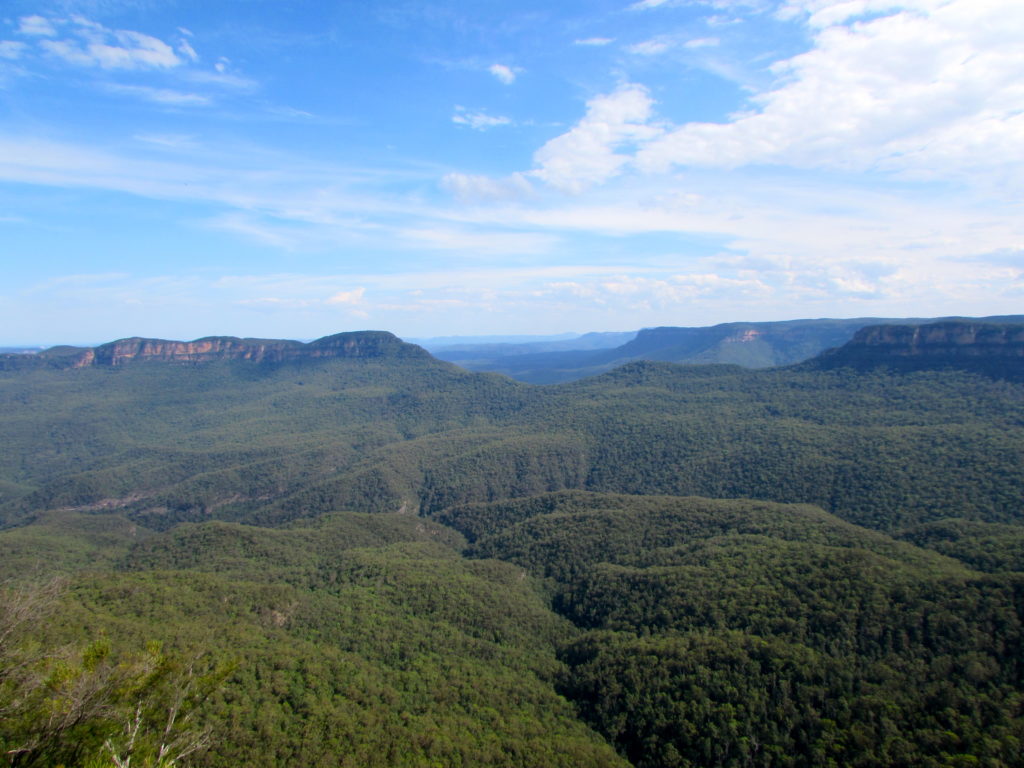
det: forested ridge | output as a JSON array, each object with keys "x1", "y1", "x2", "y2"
[{"x1": 2, "y1": 323, "x2": 1023, "y2": 766}]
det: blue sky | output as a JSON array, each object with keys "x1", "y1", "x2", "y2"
[{"x1": 1, "y1": 0, "x2": 1022, "y2": 344}]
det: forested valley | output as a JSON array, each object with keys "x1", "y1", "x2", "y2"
[{"x1": 1, "y1": 322, "x2": 1023, "y2": 767}]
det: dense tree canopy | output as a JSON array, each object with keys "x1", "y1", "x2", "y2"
[{"x1": 1, "y1": 336, "x2": 1023, "y2": 766}]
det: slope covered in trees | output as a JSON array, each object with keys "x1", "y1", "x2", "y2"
[
  {"x1": 452, "y1": 492, "x2": 1024, "y2": 767},
  {"x1": 3, "y1": 328, "x2": 1023, "y2": 532},
  {"x1": 1, "y1": 323, "x2": 1023, "y2": 766}
]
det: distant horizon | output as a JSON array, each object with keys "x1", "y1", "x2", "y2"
[{"x1": 7, "y1": 311, "x2": 1024, "y2": 351}]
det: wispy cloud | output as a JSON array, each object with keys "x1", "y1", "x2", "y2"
[
  {"x1": 176, "y1": 38, "x2": 198, "y2": 62},
  {"x1": 433, "y1": 162, "x2": 1024, "y2": 319},
  {"x1": 36, "y1": 18, "x2": 182, "y2": 70},
  {"x1": 441, "y1": 172, "x2": 534, "y2": 203},
  {"x1": 11, "y1": 15, "x2": 257, "y2": 95},
  {"x1": 17, "y1": 15, "x2": 57, "y2": 37},
  {"x1": 104, "y1": 84, "x2": 211, "y2": 106},
  {"x1": 185, "y1": 69, "x2": 258, "y2": 91},
  {"x1": 452, "y1": 106, "x2": 512, "y2": 130},
  {"x1": 0, "y1": 41, "x2": 28, "y2": 60},
  {"x1": 684, "y1": 37, "x2": 719, "y2": 48},
  {"x1": 629, "y1": 0, "x2": 672, "y2": 9},
  {"x1": 488, "y1": 63, "x2": 519, "y2": 84},
  {"x1": 325, "y1": 287, "x2": 365, "y2": 305},
  {"x1": 133, "y1": 133, "x2": 199, "y2": 149},
  {"x1": 13, "y1": 236, "x2": 1022, "y2": 341},
  {"x1": 625, "y1": 38, "x2": 672, "y2": 55},
  {"x1": 574, "y1": 37, "x2": 615, "y2": 46},
  {"x1": 625, "y1": 34, "x2": 719, "y2": 56},
  {"x1": 629, "y1": 0, "x2": 769, "y2": 12},
  {"x1": 0, "y1": 133, "x2": 415, "y2": 223}
]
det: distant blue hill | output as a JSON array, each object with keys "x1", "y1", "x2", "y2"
[{"x1": 431, "y1": 316, "x2": 1024, "y2": 384}]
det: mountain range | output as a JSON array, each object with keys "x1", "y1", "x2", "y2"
[{"x1": 426, "y1": 315, "x2": 1024, "y2": 383}]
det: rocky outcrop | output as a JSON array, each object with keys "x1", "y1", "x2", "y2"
[
  {"x1": 0, "y1": 331, "x2": 431, "y2": 370},
  {"x1": 84, "y1": 337, "x2": 302, "y2": 366},
  {"x1": 811, "y1": 322, "x2": 1024, "y2": 378}
]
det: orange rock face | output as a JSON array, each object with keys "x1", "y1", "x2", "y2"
[{"x1": 12, "y1": 330, "x2": 428, "y2": 369}]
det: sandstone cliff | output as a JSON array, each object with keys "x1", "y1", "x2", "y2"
[
  {"x1": 0, "y1": 331, "x2": 431, "y2": 369},
  {"x1": 812, "y1": 322, "x2": 1024, "y2": 378}
]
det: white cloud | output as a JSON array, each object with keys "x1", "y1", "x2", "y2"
[
  {"x1": 452, "y1": 107, "x2": 512, "y2": 130},
  {"x1": 629, "y1": 0, "x2": 674, "y2": 9},
  {"x1": 488, "y1": 63, "x2": 518, "y2": 84},
  {"x1": 777, "y1": 0, "x2": 927, "y2": 28},
  {"x1": 15, "y1": 243, "x2": 1022, "y2": 340},
  {"x1": 2, "y1": 118, "x2": 1016, "y2": 324},
  {"x1": 437, "y1": 162, "x2": 1024, "y2": 316},
  {"x1": 17, "y1": 15, "x2": 57, "y2": 37},
  {"x1": 637, "y1": 0, "x2": 772, "y2": 12},
  {"x1": 7, "y1": 16, "x2": 258, "y2": 101},
  {"x1": 0, "y1": 41, "x2": 28, "y2": 60},
  {"x1": 177, "y1": 38, "x2": 198, "y2": 62},
  {"x1": 38, "y1": 18, "x2": 182, "y2": 69},
  {"x1": 635, "y1": 0, "x2": 1024, "y2": 183},
  {"x1": 707, "y1": 14, "x2": 743, "y2": 27},
  {"x1": 574, "y1": 37, "x2": 615, "y2": 46},
  {"x1": 441, "y1": 172, "x2": 533, "y2": 202},
  {"x1": 216, "y1": 267, "x2": 656, "y2": 320},
  {"x1": 625, "y1": 34, "x2": 718, "y2": 55},
  {"x1": 326, "y1": 287, "x2": 365, "y2": 305},
  {"x1": 478, "y1": 0, "x2": 1024, "y2": 205},
  {"x1": 530, "y1": 84, "x2": 662, "y2": 192},
  {"x1": 530, "y1": 271, "x2": 772, "y2": 313},
  {"x1": 625, "y1": 38, "x2": 672, "y2": 55}
]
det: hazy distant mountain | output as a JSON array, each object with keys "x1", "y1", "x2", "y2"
[
  {"x1": 422, "y1": 331, "x2": 637, "y2": 359},
  {"x1": 434, "y1": 315, "x2": 1024, "y2": 384},
  {"x1": 408, "y1": 332, "x2": 583, "y2": 348}
]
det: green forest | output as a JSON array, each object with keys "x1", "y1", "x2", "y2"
[{"x1": 1, "y1": 327, "x2": 1023, "y2": 767}]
